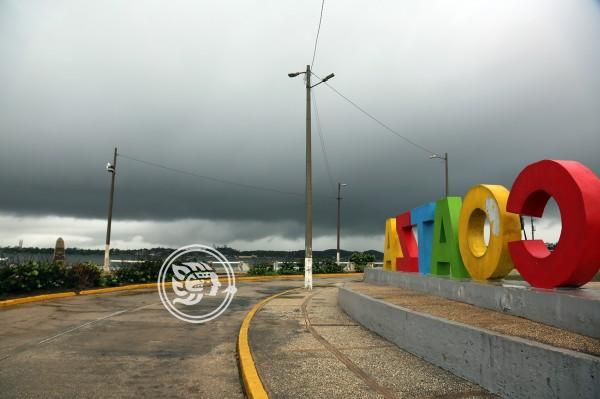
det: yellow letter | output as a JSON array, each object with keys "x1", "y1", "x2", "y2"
[
  {"x1": 458, "y1": 184, "x2": 521, "y2": 280},
  {"x1": 383, "y1": 218, "x2": 402, "y2": 271}
]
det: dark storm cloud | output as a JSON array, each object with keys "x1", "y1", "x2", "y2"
[{"x1": 1, "y1": 0, "x2": 599, "y2": 245}]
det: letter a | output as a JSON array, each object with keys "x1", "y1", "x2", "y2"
[
  {"x1": 430, "y1": 197, "x2": 470, "y2": 279},
  {"x1": 383, "y1": 218, "x2": 402, "y2": 271}
]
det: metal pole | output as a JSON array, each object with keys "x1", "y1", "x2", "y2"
[
  {"x1": 444, "y1": 152, "x2": 449, "y2": 197},
  {"x1": 530, "y1": 217, "x2": 535, "y2": 240},
  {"x1": 305, "y1": 65, "x2": 313, "y2": 289},
  {"x1": 336, "y1": 182, "x2": 341, "y2": 265},
  {"x1": 520, "y1": 216, "x2": 528, "y2": 240},
  {"x1": 103, "y1": 147, "x2": 117, "y2": 273}
]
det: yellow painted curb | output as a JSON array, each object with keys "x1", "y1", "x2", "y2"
[
  {"x1": 0, "y1": 273, "x2": 363, "y2": 309},
  {"x1": 237, "y1": 272, "x2": 362, "y2": 283},
  {"x1": 0, "y1": 291, "x2": 77, "y2": 308},
  {"x1": 79, "y1": 282, "x2": 166, "y2": 295},
  {"x1": 237, "y1": 287, "x2": 302, "y2": 399}
]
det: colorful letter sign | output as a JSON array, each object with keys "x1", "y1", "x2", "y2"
[
  {"x1": 383, "y1": 159, "x2": 600, "y2": 289},
  {"x1": 430, "y1": 197, "x2": 469, "y2": 279},
  {"x1": 395, "y1": 212, "x2": 418, "y2": 272},
  {"x1": 507, "y1": 160, "x2": 600, "y2": 288},
  {"x1": 458, "y1": 185, "x2": 521, "y2": 280},
  {"x1": 411, "y1": 203, "x2": 436, "y2": 275}
]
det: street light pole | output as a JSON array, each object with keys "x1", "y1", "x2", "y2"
[
  {"x1": 304, "y1": 65, "x2": 312, "y2": 290},
  {"x1": 444, "y1": 152, "x2": 449, "y2": 197},
  {"x1": 336, "y1": 182, "x2": 347, "y2": 265},
  {"x1": 103, "y1": 147, "x2": 117, "y2": 273},
  {"x1": 430, "y1": 152, "x2": 449, "y2": 197},
  {"x1": 288, "y1": 67, "x2": 335, "y2": 290},
  {"x1": 305, "y1": 64, "x2": 313, "y2": 289}
]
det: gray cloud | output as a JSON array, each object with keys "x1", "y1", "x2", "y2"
[{"x1": 0, "y1": 0, "x2": 598, "y2": 248}]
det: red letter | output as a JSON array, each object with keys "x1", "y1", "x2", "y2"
[
  {"x1": 395, "y1": 212, "x2": 419, "y2": 272},
  {"x1": 507, "y1": 160, "x2": 600, "y2": 288}
]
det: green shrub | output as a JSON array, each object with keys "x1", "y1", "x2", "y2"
[
  {"x1": 349, "y1": 252, "x2": 375, "y2": 273},
  {"x1": 0, "y1": 261, "x2": 67, "y2": 295},
  {"x1": 247, "y1": 263, "x2": 276, "y2": 276},
  {"x1": 278, "y1": 261, "x2": 303, "y2": 275},
  {"x1": 314, "y1": 258, "x2": 344, "y2": 274},
  {"x1": 99, "y1": 274, "x2": 120, "y2": 287},
  {"x1": 113, "y1": 261, "x2": 163, "y2": 284},
  {"x1": 64, "y1": 263, "x2": 102, "y2": 290}
]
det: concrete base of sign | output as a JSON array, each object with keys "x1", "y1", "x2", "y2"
[
  {"x1": 364, "y1": 268, "x2": 600, "y2": 338},
  {"x1": 339, "y1": 285, "x2": 600, "y2": 399}
]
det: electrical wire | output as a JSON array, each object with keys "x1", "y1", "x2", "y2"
[
  {"x1": 118, "y1": 153, "x2": 306, "y2": 198},
  {"x1": 311, "y1": 72, "x2": 439, "y2": 156},
  {"x1": 310, "y1": 0, "x2": 326, "y2": 69},
  {"x1": 312, "y1": 90, "x2": 337, "y2": 196}
]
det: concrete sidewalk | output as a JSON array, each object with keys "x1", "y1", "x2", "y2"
[{"x1": 249, "y1": 285, "x2": 496, "y2": 399}]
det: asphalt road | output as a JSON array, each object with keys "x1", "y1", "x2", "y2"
[{"x1": 0, "y1": 279, "x2": 345, "y2": 399}]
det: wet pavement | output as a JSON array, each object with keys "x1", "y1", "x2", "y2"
[
  {"x1": 250, "y1": 285, "x2": 496, "y2": 399},
  {"x1": 0, "y1": 279, "x2": 336, "y2": 398}
]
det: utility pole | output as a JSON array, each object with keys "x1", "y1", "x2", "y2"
[
  {"x1": 429, "y1": 152, "x2": 449, "y2": 197},
  {"x1": 336, "y1": 182, "x2": 347, "y2": 265},
  {"x1": 104, "y1": 147, "x2": 117, "y2": 273},
  {"x1": 304, "y1": 64, "x2": 313, "y2": 289},
  {"x1": 288, "y1": 67, "x2": 335, "y2": 290},
  {"x1": 444, "y1": 152, "x2": 449, "y2": 197}
]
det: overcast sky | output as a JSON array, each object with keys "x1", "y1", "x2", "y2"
[{"x1": 1, "y1": 0, "x2": 599, "y2": 250}]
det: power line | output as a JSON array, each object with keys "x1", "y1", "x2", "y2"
[
  {"x1": 311, "y1": 72, "x2": 439, "y2": 156},
  {"x1": 312, "y1": 90, "x2": 336, "y2": 196},
  {"x1": 118, "y1": 153, "x2": 305, "y2": 198},
  {"x1": 310, "y1": 0, "x2": 326, "y2": 69}
]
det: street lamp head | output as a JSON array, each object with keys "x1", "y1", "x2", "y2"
[
  {"x1": 429, "y1": 154, "x2": 438, "y2": 159},
  {"x1": 322, "y1": 73, "x2": 335, "y2": 82},
  {"x1": 340, "y1": 183, "x2": 348, "y2": 187},
  {"x1": 106, "y1": 162, "x2": 115, "y2": 173},
  {"x1": 288, "y1": 72, "x2": 301, "y2": 78}
]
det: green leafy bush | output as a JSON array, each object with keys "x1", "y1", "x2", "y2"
[
  {"x1": 247, "y1": 263, "x2": 276, "y2": 276},
  {"x1": 314, "y1": 258, "x2": 344, "y2": 274},
  {"x1": 349, "y1": 252, "x2": 375, "y2": 273},
  {"x1": 0, "y1": 261, "x2": 66, "y2": 294},
  {"x1": 278, "y1": 261, "x2": 303, "y2": 275},
  {"x1": 64, "y1": 263, "x2": 102, "y2": 290},
  {"x1": 0, "y1": 259, "x2": 167, "y2": 296},
  {"x1": 113, "y1": 261, "x2": 164, "y2": 284}
]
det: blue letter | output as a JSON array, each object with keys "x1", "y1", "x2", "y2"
[{"x1": 411, "y1": 202, "x2": 436, "y2": 275}]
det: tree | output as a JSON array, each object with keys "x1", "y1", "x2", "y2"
[{"x1": 349, "y1": 252, "x2": 375, "y2": 272}]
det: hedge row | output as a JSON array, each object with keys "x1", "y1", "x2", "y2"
[
  {"x1": 0, "y1": 260, "x2": 163, "y2": 296},
  {"x1": 248, "y1": 258, "x2": 352, "y2": 276}
]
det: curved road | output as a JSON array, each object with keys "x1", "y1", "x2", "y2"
[{"x1": 0, "y1": 279, "x2": 352, "y2": 398}]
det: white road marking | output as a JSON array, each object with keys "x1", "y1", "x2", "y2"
[
  {"x1": 38, "y1": 302, "x2": 161, "y2": 345},
  {"x1": 37, "y1": 310, "x2": 128, "y2": 344},
  {"x1": 0, "y1": 301, "x2": 163, "y2": 361}
]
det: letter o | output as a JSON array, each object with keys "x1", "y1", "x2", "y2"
[
  {"x1": 507, "y1": 160, "x2": 600, "y2": 288},
  {"x1": 458, "y1": 184, "x2": 521, "y2": 280}
]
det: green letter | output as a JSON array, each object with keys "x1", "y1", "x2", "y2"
[{"x1": 430, "y1": 197, "x2": 470, "y2": 279}]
